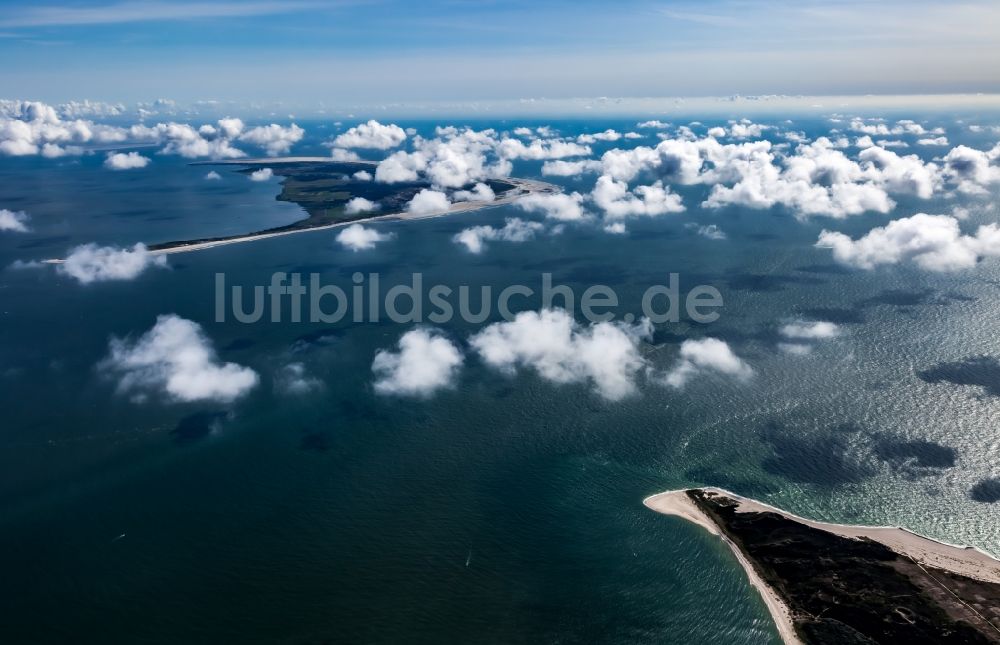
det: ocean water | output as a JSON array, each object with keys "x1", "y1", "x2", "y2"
[{"x1": 1, "y1": 115, "x2": 1000, "y2": 643}]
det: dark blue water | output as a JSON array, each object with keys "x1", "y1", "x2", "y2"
[{"x1": 1, "y1": 115, "x2": 999, "y2": 643}]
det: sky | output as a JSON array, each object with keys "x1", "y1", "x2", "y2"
[{"x1": 1, "y1": 0, "x2": 999, "y2": 107}]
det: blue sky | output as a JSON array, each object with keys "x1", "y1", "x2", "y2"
[{"x1": 1, "y1": 0, "x2": 999, "y2": 106}]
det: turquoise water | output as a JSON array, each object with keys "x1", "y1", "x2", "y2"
[{"x1": 1, "y1": 116, "x2": 999, "y2": 643}]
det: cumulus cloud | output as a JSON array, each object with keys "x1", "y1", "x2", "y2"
[
  {"x1": 660, "y1": 338, "x2": 753, "y2": 388},
  {"x1": 0, "y1": 208, "x2": 30, "y2": 232},
  {"x1": 0, "y1": 99, "x2": 127, "y2": 157},
  {"x1": 453, "y1": 217, "x2": 545, "y2": 253},
  {"x1": 335, "y1": 223, "x2": 392, "y2": 251},
  {"x1": 777, "y1": 320, "x2": 841, "y2": 355},
  {"x1": 249, "y1": 168, "x2": 273, "y2": 182},
  {"x1": 104, "y1": 151, "x2": 150, "y2": 170},
  {"x1": 239, "y1": 123, "x2": 304, "y2": 156},
  {"x1": 129, "y1": 120, "x2": 246, "y2": 159},
  {"x1": 376, "y1": 127, "x2": 512, "y2": 188},
  {"x1": 103, "y1": 314, "x2": 259, "y2": 403},
  {"x1": 204, "y1": 170, "x2": 221, "y2": 180},
  {"x1": 469, "y1": 308, "x2": 651, "y2": 401},
  {"x1": 452, "y1": 182, "x2": 495, "y2": 202},
  {"x1": 497, "y1": 137, "x2": 591, "y2": 160},
  {"x1": 577, "y1": 129, "x2": 622, "y2": 144},
  {"x1": 515, "y1": 192, "x2": 586, "y2": 221},
  {"x1": 941, "y1": 144, "x2": 1000, "y2": 191},
  {"x1": 541, "y1": 159, "x2": 603, "y2": 177},
  {"x1": 637, "y1": 120, "x2": 670, "y2": 129},
  {"x1": 333, "y1": 120, "x2": 407, "y2": 150},
  {"x1": 779, "y1": 321, "x2": 840, "y2": 339},
  {"x1": 849, "y1": 118, "x2": 936, "y2": 136},
  {"x1": 58, "y1": 243, "x2": 167, "y2": 284},
  {"x1": 330, "y1": 148, "x2": 361, "y2": 161},
  {"x1": 372, "y1": 328, "x2": 463, "y2": 397},
  {"x1": 817, "y1": 213, "x2": 1000, "y2": 271},
  {"x1": 344, "y1": 197, "x2": 379, "y2": 215},
  {"x1": 406, "y1": 189, "x2": 451, "y2": 215},
  {"x1": 727, "y1": 120, "x2": 769, "y2": 139},
  {"x1": 687, "y1": 223, "x2": 726, "y2": 240},
  {"x1": 352, "y1": 170, "x2": 372, "y2": 181},
  {"x1": 917, "y1": 136, "x2": 949, "y2": 146},
  {"x1": 590, "y1": 175, "x2": 685, "y2": 219},
  {"x1": 275, "y1": 362, "x2": 322, "y2": 395}
]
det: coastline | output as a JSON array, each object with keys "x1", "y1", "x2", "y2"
[
  {"x1": 644, "y1": 487, "x2": 1000, "y2": 644},
  {"x1": 643, "y1": 490, "x2": 804, "y2": 645},
  {"x1": 41, "y1": 173, "x2": 558, "y2": 262}
]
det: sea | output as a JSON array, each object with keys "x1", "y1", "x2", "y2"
[{"x1": 1, "y1": 112, "x2": 999, "y2": 643}]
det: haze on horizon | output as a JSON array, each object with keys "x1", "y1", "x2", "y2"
[{"x1": 1, "y1": 0, "x2": 999, "y2": 107}]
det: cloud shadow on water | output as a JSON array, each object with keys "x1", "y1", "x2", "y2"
[
  {"x1": 170, "y1": 411, "x2": 228, "y2": 445},
  {"x1": 970, "y1": 479, "x2": 1000, "y2": 503},
  {"x1": 917, "y1": 356, "x2": 1000, "y2": 397},
  {"x1": 758, "y1": 422, "x2": 874, "y2": 486}
]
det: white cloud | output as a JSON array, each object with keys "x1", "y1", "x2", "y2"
[
  {"x1": 817, "y1": 213, "x2": 1000, "y2": 271},
  {"x1": 452, "y1": 182, "x2": 495, "y2": 202},
  {"x1": 406, "y1": 189, "x2": 451, "y2": 215},
  {"x1": 336, "y1": 223, "x2": 392, "y2": 250},
  {"x1": 204, "y1": 170, "x2": 221, "y2": 180},
  {"x1": 129, "y1": 120, "x2": 246, "y2": 159},
  {"x1": 344, "y1": 197, "x2": 379, "y2": 215},
  {"x1": 249, "y1": 167, "x2": 273, "y2": 182},
  {"x1": 59, "y1": 242, "x2": 167, "y2": 284},
  {"x1": 372, "y1": 328, "x2": 463, "y2": 397},
  {"x1": 577, "y1": 129, "x2": 622, "y2": 144},
  {"x1": 917, "y1": 136, "x2": 949, "y2": 146},
  {"x1": 637, "y1": 120, "x2": 670, "y2": 129},
  {"x1": 239, "y1": 123, "x2": 304, "y2": 156},
  {"x1": 330, "y1": 147, "x2": 361, "y2": 161},
  {"x1": 779, "y1": 321, "x2": 840, "y2": 339},
  {"x1": 376, "y1": 127, "x2": 512, "y2": 188},
  {"x1": 352, "y1": 170, "x2": 372, "y2": 181},
  {"x1": 942, "y1": 144, "x2": 1000, "y2": 190},
  {"x1": 333, "y1": 120, "x2": 407, "y2": 149},
  {"x1": 275, "y1": 362, "x2": 322, "y2": 395},
  {"x1": 0, "y1": 99, "x2": 128, "y2": 157},
  {"x1": 104, "y1": 151, "x2": 150, "y2": 170},
  {"x1": 0, "y1": 208, "x2": 30, "y2": 233},
  {"x1": 453, "y1": 217, "x2": 545, "y2": 253},
  {"x1": 604, "y1": 222, "x2": 627, "y2": 234},
  {"x1": 779, "y1": 342, "x2": 813, "y2": 355},
  {"x1": 497, "y1": 137, "x2": 591, "y2": 160},
  {"x1": 103, "y1": 314, "x2": 259, "y2": 403},
  {"x1": 727, "y1": 120, "x2": 768, "y2": 138},
  {"x1": 541, "y1": 159, "x2": 602, "y2": 177},
  {"x1": 689, "y1": 223, "x2": 726, "y2": 240},
  {"x1": 590, "y1": 174, "x2": 685, "y2": 219},
  {"x1": 661, "y1": 338, "x2": 753, "y2": 388},
  {"x1": 515, "y1": 192, "x2": 586, "y2": 221},
  {"x1": 470, "y1": 308, "x2": 651, "y2": 401},
  {"x1": 216, "y1": 117, "x2": 244, "y2": 139}
]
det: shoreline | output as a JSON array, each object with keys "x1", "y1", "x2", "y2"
[
  {"x1": 643, "y1": 490, "x2": 804, "y2": 645},
  {"x1": 41, "y1": 173, "x2": 558, "y2": 262},
  {"x1": 644, "y1": 487, "x2": 1000, "y2": 644}
]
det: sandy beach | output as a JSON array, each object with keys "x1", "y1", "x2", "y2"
[
  {"x1": 644, "y1": 490, "x2": 805, "y2": 645},
  {"x1": 42, "y1": 174, "x2": 558, "y2": 262},
  {"x1": 644, "y1": 486, "x2": 1000, "y2": 644}
]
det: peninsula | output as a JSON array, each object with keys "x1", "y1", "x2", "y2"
[
  {"x1": 145, "y1": 159, "x2": 559, "y2": 255},
  {"x1": 645, "y1": 487, "x2": 1000, "y2": 644}
]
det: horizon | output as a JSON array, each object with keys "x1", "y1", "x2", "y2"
[{"x1": 1, "y1": 1, "x2": 999, "y2": 105}]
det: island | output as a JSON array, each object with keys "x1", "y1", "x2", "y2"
[{"x1": 644, "y1": 487, "x2": 1000, "y2": 644}]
